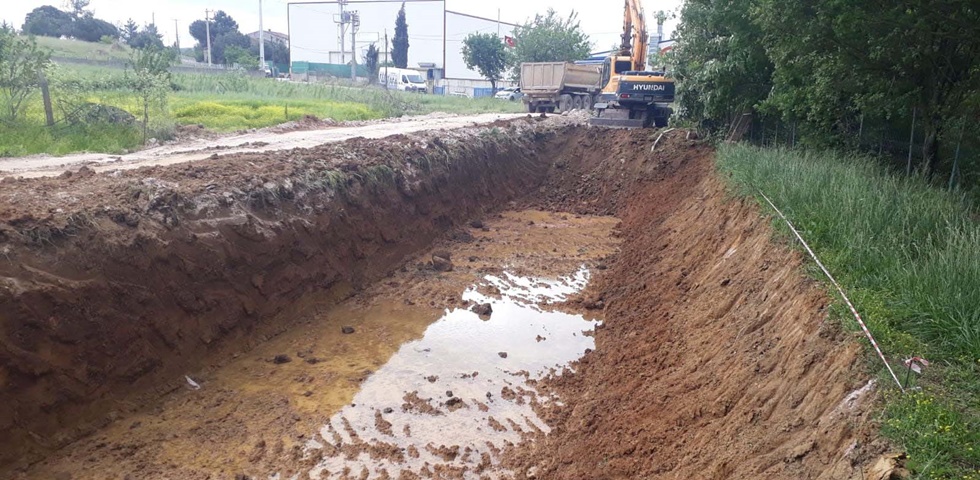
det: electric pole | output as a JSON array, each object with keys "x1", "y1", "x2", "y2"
[
  {"x1": 335, "y1": 0, "x2": 349, "y2": 64},
  {"x1": 349, "y1": 11, "x2": 359, "y2": 81},
  {"x1": 258, "y1": 0, "x2": 266, "y2": 72},
  {"x1": 173, "y1": 19, "x2": 180, "y2": 51},
  {"x1": 384, "y1": 29, "x2": 388, "y2": 89},
  {"x1": 205, "y1": 9, "x2": 212, "y2": 66}
]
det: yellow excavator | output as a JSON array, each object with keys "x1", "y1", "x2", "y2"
[{"x1": 589, "y1": 0, "x2": 675, "y2": 128}]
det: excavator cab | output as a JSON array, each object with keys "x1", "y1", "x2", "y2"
[{"x1": 588, "y1": 0, "x2": 676, "y2": 128}]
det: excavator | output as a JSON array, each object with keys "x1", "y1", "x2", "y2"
[{"x1": 589, "y1": 0, "x2": 676, "y2": 128}]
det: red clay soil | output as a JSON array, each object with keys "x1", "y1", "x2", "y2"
[
  {"x1": 0, "y1": 121, "x2": 890, "y2": 478},
  {"x1": 0, "y1": 117, "x2": 565, "y2": 471},
  {"x1": 506, "y1": 128, "x2": 884, "y2": 479}
]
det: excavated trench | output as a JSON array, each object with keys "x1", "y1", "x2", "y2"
[{"x1": 0, "y1": 118, "x2": 881, "y2": 479}]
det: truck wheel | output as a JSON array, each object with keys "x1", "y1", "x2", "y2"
[
  {"x1": 573, "y1": 96, "x2": 584, "y2": 110},
  {"x1": 559, "y1": 94, "x2": 572, "y2": 113},
  {"x1": 527, "y1": 102, "x2": 536, "y2": 113},
  {"x1": 654, "y1": 116, "x2": 668, "y2": 128}
]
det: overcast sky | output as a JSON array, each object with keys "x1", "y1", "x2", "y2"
[{"x1": 0, "y1": 0, "x2": 683, "y2": 53}]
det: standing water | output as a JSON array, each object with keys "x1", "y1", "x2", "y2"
[{"x1": 307, "y1": 267, "x2": 599, "y2": 479}]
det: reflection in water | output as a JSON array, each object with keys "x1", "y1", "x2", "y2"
[{"x1": 307, "y1": 267, "x2": 597, "y2": 479}]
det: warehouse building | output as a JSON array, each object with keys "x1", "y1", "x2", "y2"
[{"x1": 287, "y1": 0, "x2": 517, "y2": 97}]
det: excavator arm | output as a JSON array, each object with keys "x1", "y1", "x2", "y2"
[{"x1": 619, "y1": 0, "x2": 648, "y2": 72}]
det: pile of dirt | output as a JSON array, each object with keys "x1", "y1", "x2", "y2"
[
  {"x1": 505, "y1": 129, "x2": 883, "y2": 478},
  {"x1": 0, "y1": 117, "x2": 574, "y2": 470}
]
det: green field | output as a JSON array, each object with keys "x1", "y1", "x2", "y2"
[
  {"x1": 0, "y1": 50, "x2": 524, "y2": 157},
  {"x1": 35, "y1": 35, "x2": 134, "y2": 62},
  {"x1": 718, "y1": 144, "x2": 980, "y2": 479}
]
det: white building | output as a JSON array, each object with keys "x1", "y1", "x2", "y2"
[{"x1": 286, "y1": 0, "x2": 517, "y2": 96}]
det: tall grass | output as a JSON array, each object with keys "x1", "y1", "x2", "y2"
[
  {"x1": 718, "y1": 144, "x2": 980, "y2": 359},
  {"x1": 717, "y1": 144, "x2": 980, "y2": 478}
]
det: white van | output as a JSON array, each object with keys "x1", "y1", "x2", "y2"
[{"x1": 379, "y1": 68, "x2": 427, "y2": 93}]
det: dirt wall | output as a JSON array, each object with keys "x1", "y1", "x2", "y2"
[
  {"x1": 0, "y1": 118, "x2": 569, "y2": 469},
  {"x1": 508, "y1": 128, "x2": 881, "y2": 479}
]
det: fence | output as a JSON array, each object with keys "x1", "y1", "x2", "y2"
[{"x1": 732, "y1": 110, "x2": 978, "y2": 193}]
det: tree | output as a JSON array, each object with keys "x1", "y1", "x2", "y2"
[
  {"x1": 64, "y1": 0, "x2": 91, "y2": 18},
  {"x1": 22, "y1": 6, "x2": 74, "y2": 38},
  {"x1": 461, "y1": 33, "x2": 508, "y2": 91},
  {"x1": 189, "y1": 11, "x2": 239, "y2": 48},
  {"x1": 126, "y1": 45, "x2": 172, "y2": 143},
  {"x1": 511, "y1": 9, "x2": 591, "y2": 65},
  {"x1": 392, "y1": 2, "x2": 409, "y2": 68},
  {"x1": 224, "y1": 45, "x2": 257, "y2": 69},
  {"x1": 212, "y1": 31, "x2": 250, "y2": 65},
  {"x1": 673, "y1": 0, "x2": 772, "y2": 128},
  {"x1": 71, "y1": 15, "x2": 118, "y2": 42},
  {"x1": 364, "y1": 43, "x2": 380, "y2": 84},
  {"x1": 121, "y1": 18, "x2": 138, "y2": 43},
  {"x1": 0, "y1": 29, "x2": 52, "y2": 121},
  {"x1": 753, "y1": 0, "x2": 980, "y2": 177},
  {"x1": 250, "y1": 39, "x2": 289, "y2": 67},
  {"x1": 129, "y1": 23, "x2": 164, "y2": 50}
]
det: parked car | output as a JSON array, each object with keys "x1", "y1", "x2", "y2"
[{"x1": 494, "y1": 87, "x2": 523, "y2": 101}]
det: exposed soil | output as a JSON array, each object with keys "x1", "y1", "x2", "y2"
[
  {"x1": 1, "y1": 117, "x2": 884, "y2": 479},
  {"x1": 507, "y1": 128, "x2": 883, "y2": 479}
]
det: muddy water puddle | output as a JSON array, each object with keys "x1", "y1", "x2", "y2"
[
  {"x1": 309, "y1": 268, "x2": 598, "y2": 479},
  {"x1": 15, "y1": 210, "x2": 619, "y2": 480}
]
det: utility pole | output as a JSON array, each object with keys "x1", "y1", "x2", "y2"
[
  {"x1": 336, "y1": 0, "x2": 348, "y2": 64},
  {"x1": 173, "y1": 19, "x2": 180, "y2": 51},
  {"x1": 384, "y1": 29, "x2": 388, "y2": 89},
  {"x1": 258, "y1": 0, "x2": 266, "y2": 71},
  {"x1": 205, "y1": 9, "x2": 212, "y2": 66},
  {"x1": 349, "y1": 11, "x2": 359, "y2": 81}
]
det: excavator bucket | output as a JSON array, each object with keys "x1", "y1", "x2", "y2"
[{"x1": 588, "y1": 108, "x2": 645, "y2": 128}]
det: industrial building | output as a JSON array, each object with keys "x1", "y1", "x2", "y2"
[{"x1": 287, "y1": 0, "x2": 517, "y2": 97}]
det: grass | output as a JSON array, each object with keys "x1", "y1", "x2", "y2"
[
  {"x1": 717, "y1": 143, "x2": 980, "y2": 479},
  {"x1": 0, "y1": 64, "x2": 524, "y2": 156},
  {"x1": 35, "y1": 36, "x2": 133, "y2": 62}
]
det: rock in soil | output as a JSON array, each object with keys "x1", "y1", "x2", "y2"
[
  {"x1": 473, "y1": 303, "x2": 493, "y2": 317},
  {"x1": 341, "y1": 326, "x2": 355, "y2": 334},
  {"x1": 498, "y1": 352, "x2": 508, "y2": 359},
  {"x1": 272, "y1": 354, "x2": 291, "y2": 364},
  {"x1": 469, "y1": 220, "x2": 484, "y2": 229},
  {"x1": 431, "y1": 250, "x2": 454, "y2": 272}
]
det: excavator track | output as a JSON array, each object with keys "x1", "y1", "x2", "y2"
[{"x1": 588, "y1": 107, "x2": 646, "y2": 129}]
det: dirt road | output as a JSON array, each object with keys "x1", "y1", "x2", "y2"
[{"x1": 0, "y1": 112, "x2": 525, "y2": 179}]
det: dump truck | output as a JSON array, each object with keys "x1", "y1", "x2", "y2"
[{"x1": 520, "y1": 62, "x2": 603, "y2": 114}]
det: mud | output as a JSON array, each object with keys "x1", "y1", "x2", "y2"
[{"x1": 1, "y1": 117, "x2": 881, "y2": 479}]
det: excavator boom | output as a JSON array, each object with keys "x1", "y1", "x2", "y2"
[{"x1": 619, "y1": 0, "x2": 647, "y2": 72}]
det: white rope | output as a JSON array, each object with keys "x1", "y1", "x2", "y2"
[{"x1": 757, "y1": 190, "x2": 906, "y2": 392}]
